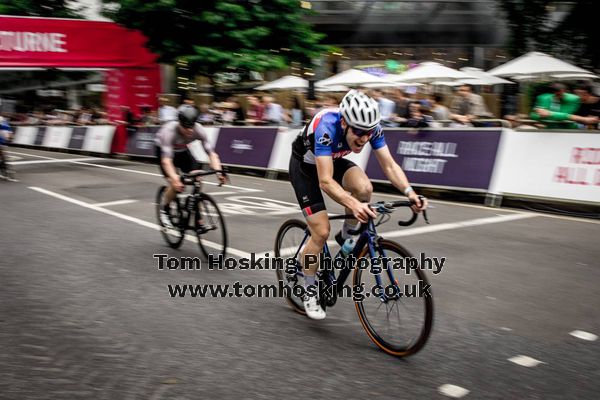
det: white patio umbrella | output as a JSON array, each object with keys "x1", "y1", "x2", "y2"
[
  {"x1": 315, "y1": 84, "x2": 349, "y2": 92},
  {"x1": 487, "y1": 51, "x2": 593, "y2": 78},
  {"x1": 511, "y1": 72, "x2": 598, "y2": 82},
  {"x1": 255, "y1": 75, "x2": 308, "y2": 90},
  {"x1": 429, "y1": 80, "x2": 464, "y2": 87},
  {"x1": 361, "y1": 80, "x2": 423, "y2": 88},
  {"x1": 389, "y1": 62, "x2": 473, "y2": 83},
  {"x1": 315, "y1": 68, "x2": 392, "y2": 87},
  {"x1": 459, "y1": 67, "x2": 514, "y2": 85}
]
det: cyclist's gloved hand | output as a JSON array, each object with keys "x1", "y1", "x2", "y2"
[{"x1": 408, "y1": 192, "x2": 427, "y2": 213}]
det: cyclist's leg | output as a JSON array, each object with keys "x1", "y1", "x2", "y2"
[
  {"x1": 289, "y1": 156, "x2": 328, "y2": 319},
  {"x1": 335, "y1": 159, "x2": 373, "y2": 242}
]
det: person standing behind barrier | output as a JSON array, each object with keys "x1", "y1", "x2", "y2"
[
  {"x1": 391, "y1": 89, "x2": 411, "y2": 125},
  {"x1": 262, "y1": 96, "x2": 283, "y2": 125},
  {"x1": 530, "y1": 83, "x2": 580, "y2": 129},
  {"x1": 449, "y1": 84, "x2": 492, "y2": 125},
  {"x1": 573, "y1": 85, "x2": 600, "y2": 129},
  {"x1": 246, "y1": 96, "x2": 265, "y2": 125},
  {"x1": 371, "y1": 89, "x2": 397, "y2": 127},
  {"x1": 401, "y1": 102, "x2": 432, "y2": 128},
  {"x1": 289, "y1": 96, "x2": 305, "y2": 128},
  {"x1": 429, "y1": 94, "x2": 451, "y2": 121},
  {"x1": 158, "y1": 97, "x2": 177, "y2": 123}
]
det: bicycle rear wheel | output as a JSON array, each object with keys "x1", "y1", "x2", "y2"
[
  {"x1": 196, "y1": 193, "x2": 227, "y2": 260},
  {"x1": 274, "y1": 219, "x2": 308, "y2": 315},
  {"x1": 353, "y1": 239, "x2": 433, "y2": 357},
  {"x1": 156, "y1": 186, "x2": 185, "y2": 248}
]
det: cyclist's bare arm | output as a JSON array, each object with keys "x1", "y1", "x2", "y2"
[
  {"x1": 373, "y1": 145, "x2": 427, "y2": 211},
  {"x1": 315, "y1": 156, "x2": 375, "y2": 223},
  {"x1": 161, "y1": 157, "x2": 184, "y2": 192}
]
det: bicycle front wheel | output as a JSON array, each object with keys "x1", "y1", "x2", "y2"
[
  {"x1": 274, "y1": 219, "x2": 308, "y2": 315},
  {"x1": 196, "y1": 193, "x2": 227, "y2": 260},
  {"x1": 156, "y1": 186, "x2": 185, "y2": 248},
  {"x1": 353, "y1": 239, "x2": 433, "y2": 357}
]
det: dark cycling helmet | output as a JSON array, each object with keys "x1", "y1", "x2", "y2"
[
  {"x1": 178, "y1": 105, "x2": 199, "y2": 128},
  {"x1": 339, "y1": 89, "x2": 380, "y2": 131}
]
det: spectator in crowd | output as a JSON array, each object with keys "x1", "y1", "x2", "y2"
[
  {"x1": 158, "y1": 97, "x2": 177, "y2": 123},
  {"x1": 228, "y1": 98, "x2": 246, "y2": 126},
  {"x1": 449, "y1": 84, "x2": 492, "y2": 124},
  {"x1": 289, "y1": 96, "x2": 305, "y2": 127},
  {"x1": 573, "y1": 84, "x2": 600, "y2": 129},
  {"x1": 429, "y1": 94, "x2": 451, "y2": 120},
  {"x1": 391, "y1": 89, "x2": 411, "y2": 123},
  {"x1": 318, "y1": 94, "x2": 339, "y2": 109},
  {"x1": 246, "y1": 96, "x2": 264, "y2": 125},
  {"x1": 118, "y1": 105, "x2": 137, "y2": 136},
  {"x1": 371, "y1": 89, "x2": 397, "y2": 127},
  {"x1": 401, "y1": 102, "x2": 432, "y2": 128},
  {"x1": 530, "y1": 83, "x2": 581, "y2": 128},
  {"x1": 262, "y1": 96, "x2": 284, "y2": 125},
  {"x1": 198, "y1": 103, "x2": 215, "y2": 125},
  {"x1": 76, "y1": 107, "x2": 94, "y2": 125},
  {"x1": 93, "y1": 110, "x2": 110, "y2": 125},
  {"x1": 139, "y1": 106, "x2": 159, "y2": 126}
]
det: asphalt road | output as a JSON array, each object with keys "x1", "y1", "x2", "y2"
[{"x1": 1, "y1": 147, "x2": 599, "y2": 400}]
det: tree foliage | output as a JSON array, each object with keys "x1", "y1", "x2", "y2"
[
  {"x1": 497, "y1": 0, "x2": 599, "y2": 71},
  {"x1": 102, "y1": 0, "x2": 329, "y2": 76},
  {"x1": 0, "y1": 0, "x2": 82, "y2": 18}
]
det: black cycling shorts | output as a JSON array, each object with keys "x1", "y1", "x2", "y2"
[
  {"x1": 289, "y1": 155, "x2": 357, "y2": 217},
  {"x1": 155, "y1": 146, "x2": 199, "y2": 177}
]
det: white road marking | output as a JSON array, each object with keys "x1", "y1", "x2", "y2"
[
  {"x1": 11, "y1": 148, "x2": 600, "y2": 224},
  {"x1": 9, "y1": 157, "x2": 100, "y2": 165},
  {"x1": 6, "y1": 150, "x2": 56, "y2": 159},
  {"x1": 266, "y1": 213, "x2": 538, "y2": 256},
  {"x1": 70, "y1": 160, "x2": 261, "y2": 192},
  {"x1": 508, "y1": 355, "x2": 545, "y2": 367},
  {"x1": 204, "y1": 191, "x2": 238, "y2": 196},
  {"x1": 94, "y1": 199, "x2": 138, "y2": 207},
  {"x1": 500, "y1": 327, "x2": 513, "y2": 332},
  {"x1": 438, "y1": 384, "x2": 470, "y2": 398},
  {"x1": 380, "y1": 213, "x2": 538, "y2": 240},
  {"x1": 29, "y1": 186, "x2": 251, "y2": 259},
  {"x1": 569, "y1": 330, "x2": 598, "y2": 341}
]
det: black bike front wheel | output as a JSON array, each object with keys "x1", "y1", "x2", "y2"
[
  {"x1": 353, "y1": 239, "x2": 433, "y2": 357},
  {"x1": 156, "y1": 186, "x2": 185, "y2": 249},
  {"x1": 196, "y1": 193, "x2": 227, "y2": 260},
  {"x1": 274, "y1": 219, "x2": 308, "y2": 315}
]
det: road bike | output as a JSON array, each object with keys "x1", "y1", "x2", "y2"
[
  {"x1": 156, "y1": 170, "x2": 227, "y2": 258},
  {"x1": 274, "y1": 199, "x2": 433, "y2": 357}
]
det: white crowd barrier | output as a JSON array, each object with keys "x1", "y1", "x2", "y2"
[
  {"x1": 14, "y1": 125, "x2": 116, "y2": 154},
  {"x1": 11, "y1": 124, "x2": 600, "y2": 206}
]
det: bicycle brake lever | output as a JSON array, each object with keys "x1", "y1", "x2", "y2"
[{"x1": 423, "y1": 209, "x2": 430, "y2": 224}]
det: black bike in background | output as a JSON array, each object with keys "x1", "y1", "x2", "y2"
[{"x1": 156, "y1": 170, "x2": 227, "y2": 258}]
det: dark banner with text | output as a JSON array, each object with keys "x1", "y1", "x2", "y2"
[
  {"x1": 366, "y1": 129, "x2": 502, "y2": 189},
  {"x1": 214, "y1": 127, "x2": 279, "y2": 168}
]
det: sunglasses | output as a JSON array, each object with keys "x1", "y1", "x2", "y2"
[{"x1": 352, "y1": 127, "x2": 374, "y2": 137}]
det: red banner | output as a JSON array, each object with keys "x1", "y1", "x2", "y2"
[
  {"x1": 0, "y1": 15, "x2": 162, "y2": 128},
  {"x1": 105, "y1": 66, "x2": 160, "y2": 120},
  {"x1": 0, "y1": 16, "x2": 157, "y2": 68}
]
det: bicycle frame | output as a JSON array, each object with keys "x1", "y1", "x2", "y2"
[
  {"x1": 177, "y1": 181, "x2": 203, "y2": 230},
  {"x1": 290, "y1": 216, "x2": 400, "y2": 302}
]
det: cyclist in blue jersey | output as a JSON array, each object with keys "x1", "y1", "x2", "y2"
[{"x1": 289, "y1": 89, "x2": 427, "y2": 319}]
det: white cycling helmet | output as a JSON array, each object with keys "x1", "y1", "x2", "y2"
[{"x1": 339, "y1": 89, "x2": 380, "y2": 131}]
